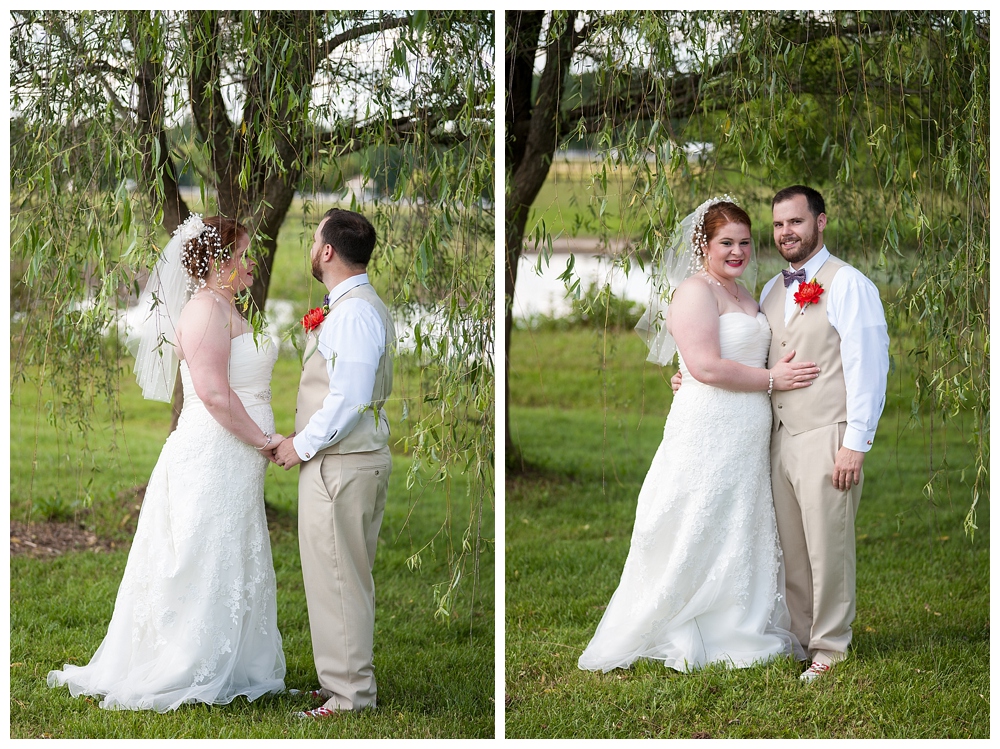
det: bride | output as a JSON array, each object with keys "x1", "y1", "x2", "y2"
[
  {"x1": 578, "y1": 197, "x2": 815, "y2": 673},
  {"x1": 48, "y1": 215, "x2": 286, "y2": 711}
]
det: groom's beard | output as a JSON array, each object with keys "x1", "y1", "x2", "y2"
[
  {"x1": 311, "y1": 255, "x2": 324, "y2": 283},
  {"x1": 777, "y1": 226, "x2": 820, "y2": 265}
]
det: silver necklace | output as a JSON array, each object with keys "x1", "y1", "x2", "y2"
[{"x1": 702, "y1": 270, "x2": 741, "y2": 300}]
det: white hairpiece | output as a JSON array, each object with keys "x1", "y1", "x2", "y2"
[
  {"x1": 176, "y1": 213, "x2": 225, "y2": 291},
  {"x1": 174, "y1": 213, "x2": 208, "y2": 245}
]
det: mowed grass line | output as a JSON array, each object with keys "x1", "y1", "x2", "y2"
[{"x1": 505, "y1": 327, "x2": 988, "y2": 739}]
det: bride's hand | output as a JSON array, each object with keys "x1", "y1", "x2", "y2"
[
  {"x1": 769, "y1": 351, "x2": 820, "y2": 391},
  {"x1": 262, "y1": 433, "x2": 285, "y2": 462}
]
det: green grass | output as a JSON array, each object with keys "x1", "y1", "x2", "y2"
[
  {"x1": 526, "y1": 162, "x2": 629, "y2": 239},
  {"x1": 11, "y1": 424, "x2": 494, "y2": 738},
  {"x1": 11, "y1": 342, "x2": 493, "y2": 736},
  {"x1": 505, "y1": 326, "x2": 988, "y2": 739},
  {"x1": 13, "y1": 479, "x2": 494, "y2": 740},
  {"x1": 12, "y1": 504, "x2": 492, "y2": 739}
]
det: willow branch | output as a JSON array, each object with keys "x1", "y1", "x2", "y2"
[{"x1": 317, "y1": 13, "x2": 415, "y2": 61}]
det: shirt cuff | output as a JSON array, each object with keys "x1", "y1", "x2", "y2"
[
  {"x1": 843, "y1": 427, "x2": 875, "y2": 453},
  {"x1": 292, "y1": 432, "x2": 313, "y2": 462}
]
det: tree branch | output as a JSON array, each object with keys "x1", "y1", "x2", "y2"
[
  {"x1": 317, "y1": 12, "x2": 415, "y2": 61},
  {"x1": 508, "y1": 12, "x2": 588, "y2": 214},
  {"x1": 315, "y1": 100, "x2": 476, "y2": 155},
  {"x1": 505, "y1": 11, "x2": 546, "y2": 172},
  {"x1": 98, "y1": 76, "x2": 133, "y2": 121}
]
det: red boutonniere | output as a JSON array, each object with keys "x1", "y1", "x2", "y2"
[
  {"x1": 793, "y1": 280, "x2": 824, "y2": 314},
  {"x1": 301, "y1": 295, "x2": 331, "y2": 332}
]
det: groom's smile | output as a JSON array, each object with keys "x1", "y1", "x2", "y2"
[{"x1": 776, "y1": 228, "x2": 817, "y2": 265}]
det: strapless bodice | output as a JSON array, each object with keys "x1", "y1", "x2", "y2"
[
  {"x1": 179, "y1": 332, "x2": 278, "y2": 409},
  {"x1": 678, "y1": 312, "x2": 771, "y2": 379}
]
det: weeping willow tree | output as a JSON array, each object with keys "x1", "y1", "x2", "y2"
[
  {"x1": 11, "y1": 10, "x2": 494, "y2": 614},
  {"x1": 506, "y1": 10, "x2": 987, "y2": 532}
]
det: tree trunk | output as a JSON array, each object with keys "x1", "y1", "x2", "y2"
[
  {"x1": 247, "y1": 178, "x2": 298, "y2": 313},
  {"x1": 504, "y1": 11, "x2": 583, "y2": 466}
]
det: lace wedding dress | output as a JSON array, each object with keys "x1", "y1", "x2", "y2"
[
  {"x1": 48, "y1": 333, "x2": 286, "y2": 711},
  {"x1": 579, "y1": 312, "x2": 802, "y2": 673}
]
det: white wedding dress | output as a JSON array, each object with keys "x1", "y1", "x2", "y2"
[
  {"x1": 579, "y1": 312, "x2": 802, "y2": 673},
  {"x1": 48, "y1": 333, "x2": 286, "y2": 711}
]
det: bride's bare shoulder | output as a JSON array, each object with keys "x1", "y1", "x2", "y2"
[
  {"x1": 671, "y1": 273, "x2": 714, "y2": 305},
  {"x1": 178, "y1": 291, "x2": 212, "y2": 323},
  {"x1": 177, "y1": 292, "x2": 232, "y2": 340}
]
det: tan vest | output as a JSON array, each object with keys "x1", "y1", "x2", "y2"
[
  {"x1": 762, "y1": 256, "x2": 848, "y2": 435},
  {"x1": 295, "y1": 283, "x2": 395, "y2": 456}
]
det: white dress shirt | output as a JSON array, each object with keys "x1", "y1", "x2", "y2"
[
  {"x1": 759, "y1": 247, "x2": 890, "y2": 453},
  {"x1": 292, "y1": 273, "x2": 387, "y2": 462}
]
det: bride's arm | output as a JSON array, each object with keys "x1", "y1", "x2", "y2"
[
  {"x1": 178, "y1": 296, "x2": 281, "y2": 450},
  {"x1": 668, "y1": 279, "x2": 817, "y2": 392}
]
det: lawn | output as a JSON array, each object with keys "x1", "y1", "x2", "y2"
[
  {"x1": 505, "y1": 325, "x2": 988, "y2": 739},
  {"x1": 9, "y1": 210, "x2": 495, "y2": 738},
  {"x1": 11, "y1": 353, "x2": 494, "y2": 738}
]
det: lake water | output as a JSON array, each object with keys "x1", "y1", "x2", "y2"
[
  {"x1": 512, "y1": 248, "x2": 802, "y2": 319},
  {"x1": 513, "y1": 252, "x2": 654, "y2": 320}
]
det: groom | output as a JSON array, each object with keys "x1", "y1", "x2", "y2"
[
  {"x1": 272, "y1": 208, "x2": 395, "y2": 717},
  {"x1": 762, "y1": 186, "x2": 888, "y2": 681},
  {"x1": 674, "y1": 186, "x2": 889, "y2": 681}
]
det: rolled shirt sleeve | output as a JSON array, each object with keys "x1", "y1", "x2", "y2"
[
  {"x1": 827, "y1": 268, "x2": 890, "y2": 453},
  {"x1": 292, "y1": 297, "x2": 386, "y2": 461}
]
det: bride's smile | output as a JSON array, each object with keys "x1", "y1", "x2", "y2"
[{"x1": 704, "y1": 220, "x2": 753, "y2": 282}]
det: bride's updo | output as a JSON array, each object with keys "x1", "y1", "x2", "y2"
[
  {"x1": 695, "y1": 201, "x2": 752, "y2": 259},
  {"x1": 180, "y1": 216, "x2": 249, "y2": 285}
]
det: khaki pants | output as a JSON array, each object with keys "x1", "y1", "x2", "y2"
[
  {"x1": 771, "y1": 423, "x2": 863, "y2": 660},
  {"x1": 298, "y1": 447, "x2": 391, "y2": 711}
]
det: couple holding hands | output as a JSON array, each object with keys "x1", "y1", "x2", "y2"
[{"x1": 49, "y1": 208, "x2": 394, "y2": 719}]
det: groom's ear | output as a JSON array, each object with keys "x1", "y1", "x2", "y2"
[{"x1": 816, "y1": 213, "x2": 828, "y2": 232}]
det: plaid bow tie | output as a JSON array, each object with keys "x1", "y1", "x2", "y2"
[{"x1": 782, "y1": 268, "x2": 807, "y2": 287}]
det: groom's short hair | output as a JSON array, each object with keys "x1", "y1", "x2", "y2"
[
  {"x1": 773, "y1": 185, "x2": 826, "y2": 218},
  {"x1": 320, "y1": 208, "x2": 377, "y2": 267}
]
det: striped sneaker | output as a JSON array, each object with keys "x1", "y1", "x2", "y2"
[
  {"x1": 799, "y1": 661, "x2": 832, "y2": 683},
  {"x1": 294, "y1": 705, "x2": 339, "y2": 719}
]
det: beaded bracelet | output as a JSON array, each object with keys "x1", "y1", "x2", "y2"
[{"x1": 767, "y1": 371, "x2": 774, "y2": 397}]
